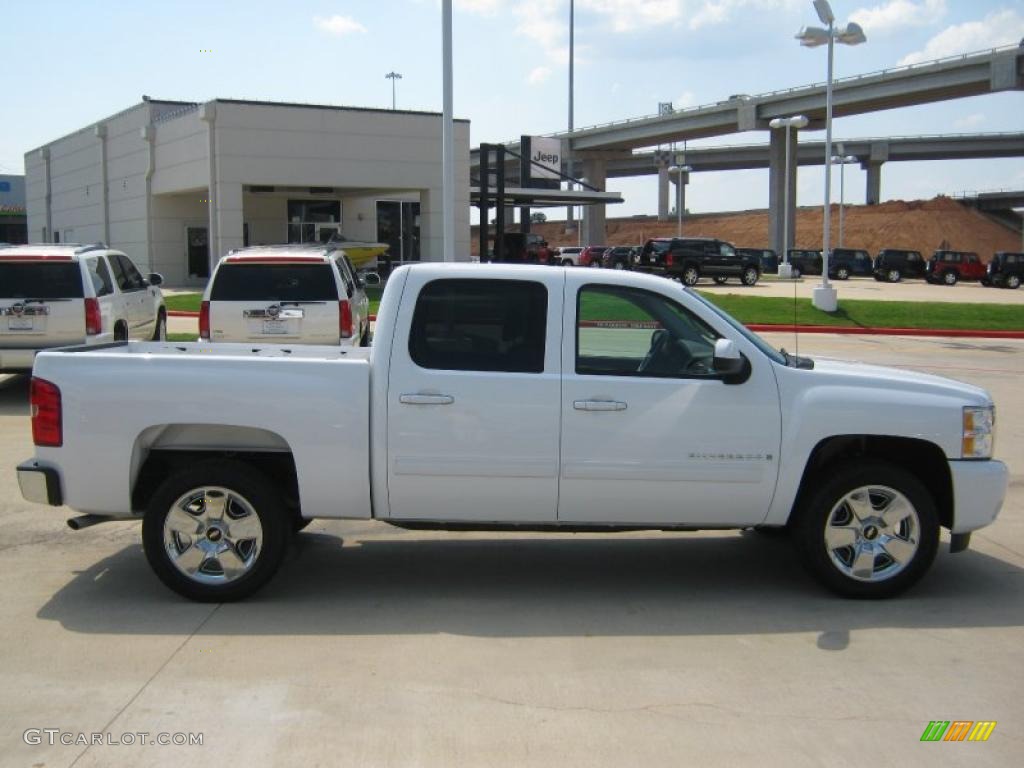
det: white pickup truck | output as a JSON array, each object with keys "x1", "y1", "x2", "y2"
[{"x1": 17, "y1": 264, "x2": 1007, "y2": 601}]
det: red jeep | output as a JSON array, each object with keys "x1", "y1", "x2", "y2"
[{"x1": 925, "y1": 251, "x2": 987, "y2": 285}]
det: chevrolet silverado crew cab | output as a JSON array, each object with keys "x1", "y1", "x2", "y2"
[
  {"x1": 1, "y1": 243, "x2": 165, "y2": 372},
  {"x1": 200, "y1": 244, "x2": 370, "y2": 347},
  {"x1": 17, "y1": 265, "x2": 1006, "y2": 602}
]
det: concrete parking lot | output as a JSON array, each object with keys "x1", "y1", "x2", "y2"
[{"x1": 0, "y1": 334, "x2": 1021, "y2": 767}]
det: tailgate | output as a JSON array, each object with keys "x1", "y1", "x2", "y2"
[{"x1": 0, "y1": 261, "x2": 85, "y2": 349}]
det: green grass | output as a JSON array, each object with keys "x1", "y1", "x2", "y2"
[
  {"x1": 164, "y1": 294, "x2": 203, "y2": 313},
  {"x1": 165, "y1": 287, "x2": 1022, "y2": 332},
  {"x1": 167, "y1": 332, "x2": 198, "y2": 342}
]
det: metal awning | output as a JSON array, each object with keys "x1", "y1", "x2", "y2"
[{"x1": 470, "y1": 186, "x2": 623, "y2": 208}]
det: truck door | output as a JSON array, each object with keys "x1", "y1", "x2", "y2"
[
  {"x1": 385, "y1": 271, "x2": 563, "y2": 522},
  {"x1": 558, "y1": 273, "x2": 781, "y2": 526}
]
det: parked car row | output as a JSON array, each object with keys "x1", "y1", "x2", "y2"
[{"x1": 731, "y1": 245, "x2": 1023, "y2": 289}]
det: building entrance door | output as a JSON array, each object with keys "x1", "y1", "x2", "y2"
[{"x1": 187, "y1": 227, "x2": 209, "y2": 278}]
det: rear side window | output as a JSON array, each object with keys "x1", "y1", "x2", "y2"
[
  {"x1": 210, "y1": 264, "x2": 340, "y2": 301},
  {"x1": 86, "y1": 257, "x2": 114, "y2": 297},
  {"x1": 334, "y1": 257, "x2": 355, "y2": 298},
  {"x1": 409, "y1": 279, "x2": 547, "y2": 373},
  {"x1": 0, "y1": 263, "x2": 84, "y2": 299}
]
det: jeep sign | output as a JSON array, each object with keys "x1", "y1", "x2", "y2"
[{"x1": 529, "y1": 136, "x2": 562, "y2": 180}]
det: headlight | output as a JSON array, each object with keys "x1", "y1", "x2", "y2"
[{"x1": 963, "y1": 405, "x2": 995, "y2": 459}]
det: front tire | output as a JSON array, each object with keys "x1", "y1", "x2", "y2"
[
  {"x1": 741, "y1": 267, "x2": 759, "y2": 286},
  {"x1": 142, "y1": 460, "x2": 290, "y2": 602},
  {"x1": 794, "y1": 462, "x2": 939, "y2": 598},
  {"x1": 943, "y1": 271, "x2": 958, "y2": 286},
  {"x1": 887, "y1": 269, "x2": 901, "y2": 283},
  {"x1": 561, "y1": 259, "x2": 574, "y2": 267},
  {"x1": 1006, "y1": 274, "x2": 1021, "y2": 289},
  {"x1": 151, "y1": 309, "x2": 167, "y2": 341},
  {"x1": 836, "y1": 267, "x2": 850, "y2": 280}
]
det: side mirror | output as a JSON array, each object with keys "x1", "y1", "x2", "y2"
[
  {"x1": 363, "y1": 271, "x2": 382, "y2": 286},
  {"x1": 713, "y1": 338, "x2": 750, "y2": 384},
  {"x1": 147, "y1": 272, "x2": 164, "y2": 286}
]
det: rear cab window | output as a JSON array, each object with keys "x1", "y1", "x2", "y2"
[
  {"x1": 211, "y1": 263, "x2": 340, "y2": 301},
  {"x1": 86, "y1": 257, "x2": 114, "y2": 297},
  {"x1": 408, "y1": 279, "x2": 547, "y2": 373}
]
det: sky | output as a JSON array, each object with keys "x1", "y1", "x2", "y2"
[{"x1": 2, "y1": 0, "x2": 1023, "y2": 218}]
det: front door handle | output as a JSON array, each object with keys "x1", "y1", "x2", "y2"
[
  {"x1": 399, "y1": 393, "x2": 455, "y2": 405},
  {"x1": 574, "y1": 399, "x2": 627, "y2": 412}
]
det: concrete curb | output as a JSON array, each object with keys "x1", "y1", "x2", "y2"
[{"x1": 169, "y1": 311, "x2": 1023, "y2": 339}]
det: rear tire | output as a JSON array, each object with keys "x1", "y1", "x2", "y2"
[
  {"x1": 360, "y1": 327, "x2": 370, "y2": 347},
  {"x1": 681, "y1": 266, "x2": 700, "y2": 286},
  {"x1": 792, "y1": 267, "x2": 802, "y2": 279},
  {"x1": 1007, "y1": 275, "x2": 1021, "y2": 289},
  {"x1": 887, "y1": 269, "x2": 901, "y2": 283},
  {"x1": 114, "y1": 321, "x2": 128, "y2": 341},
  {"x1": 142, "y1": 459, "x2": 290, "y2": 602},
  {"x1": 561, "y1": 259, "x2": 573, "y2": 267},
  {"x1": 713, "y1": 276, "x2": 729, "y2": 285},
  {"x1": 836, "y1": 267, "x2": 850, "y2": 280},
  {"x1": 793, "y1": 461, "x2": 939, "y2": 598}
]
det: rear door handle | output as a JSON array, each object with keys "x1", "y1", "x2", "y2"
[
  {"x1": 399, "y1": 393, "x2": 455, "y2": 405},
  {"x1": 574, "y1": 399, "x2": 627, "y2": 411}
]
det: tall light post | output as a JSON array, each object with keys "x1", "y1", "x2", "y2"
[
  {"x1": 441, "y1": 1, "x2": 455, "y2": 261},
  {"x1": 385, "y1": 71, "x2": 402, "y2": 110},
  {"x1": 768, "y1": 115, "x2": 809, "y2": 279},
  {"x1": 832, "y1": 151, "x2": 858, "y2": 247},
  {"x1": 668, "y1": 163, "x2": 692, "y2": 237},
  {"x1": 797, "y1": 0, "x2": 866, "y2": 311},
  {"x1": 566, "y1": 0, "x2": 575, "y2": 229}
]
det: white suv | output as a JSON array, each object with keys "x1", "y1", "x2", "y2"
[
  {"x1": 0, "y1": 243, "x2": 165, "y2": 372},
  {"x1": 200, "y1": 245, "x2": 371, "y2": 347},
  {"x1": 557, "y1": 246, "x2": 583, "y2": 266}
]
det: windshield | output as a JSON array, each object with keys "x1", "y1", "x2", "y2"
[{"x1": 685, "y1": 288, "x2": 787, "y2": 365}]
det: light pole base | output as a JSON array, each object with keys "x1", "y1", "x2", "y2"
[
  {"x1": 812, "y1": 284, "x2": 838, "y2": 312},
  {"x1": 777, "y1": 263, "x2": 794, "y2": 280}
]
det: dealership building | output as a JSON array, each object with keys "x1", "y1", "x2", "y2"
[{"x1": 24, "y1": 98, "x2": 471, "y2": 285}]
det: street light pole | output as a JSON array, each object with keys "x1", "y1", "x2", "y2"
[
  {"x1": 832, "y1": 153, "x2": 857, "y2": 247},
  {"x1": 769, "y1": 115, "x2": 809, "y2": 279},
  {"x1": 566, "y1": 0, "x2": 575, "y2": 228},
  {"x1": 441, "y1": 1, "x2": 455, "y2": 262},
  {"x1": 668, "y1": 163, "x2": 692, "y2": 237},
  {"x1": 797, "y1": 0, "x2": 866, "y2": 311},
  {"x1": 385, "y1": 71, "x2": 402, "y2": 110}
]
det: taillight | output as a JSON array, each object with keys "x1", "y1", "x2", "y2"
[
  {"x1": 84, "y1": 298, "x2": 102, "y2": 335},
  {"x1": 665, "y1": 253, "x2": 675, "y2": 267},
  {"x1": 31, "y1": 377, "x2": 62, "y2": 447},
  {"x1": 199, "y1": 301, "x2": 210, "y2": 340},
  {"x1": 340, "y1": 300, "x2": 353, "y2": 339}
]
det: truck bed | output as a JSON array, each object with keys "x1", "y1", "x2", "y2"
[{"x1": 31, "y1": 340, "x2": 372, "y2": 520}]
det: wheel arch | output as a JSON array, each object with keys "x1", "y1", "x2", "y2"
[
  {"x1": 130, "y1": 424, "x2": 299, "y2": 520},
  {"x1": 790, "y1": 435, "x2": 952, "y2": 530}
]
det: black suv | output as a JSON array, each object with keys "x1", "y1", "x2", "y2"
[
  {"x1": 785, "y1": 249, "x2": 823, "y2": 278},
  {"x1": 983, "y1": 251, "x2": 1023, "y2": 289},
  {"x1": 602, "y1": 245, "x2": 637, "y2": 270},
  {"x1": 873, "y1": 249, "x2": 926, "y2": 282},
  {"x1": 829, "y1": 248, "x2": 873, "y2": 280},
  {"x1": 737, "y1": 248, "x2": 778, "y2": 274},
  {"x1": 637, "y1": 237, "x2": 761, "y2": 286}
]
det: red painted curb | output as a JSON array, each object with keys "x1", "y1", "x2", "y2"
[{"x1": 168, "y1": 310, "x2": 198, "y2": 317}]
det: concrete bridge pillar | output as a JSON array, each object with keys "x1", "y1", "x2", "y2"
[
  {"x1": 582, "y1": 157, "x2": 607, "y2": 246},
  {"x1": 768, "y1": 126, "x2": 798, "y2": 261},
  {"x1": 658, "y1": 164, "x2": 670, "y2": 221},
  {"x1": 865, "y1": 162, "x2": 883, "y2": 205}
]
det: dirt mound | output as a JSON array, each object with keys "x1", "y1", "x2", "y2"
[{"x1": 472, "y1": 197, "x2": 1022, "y2": 258}]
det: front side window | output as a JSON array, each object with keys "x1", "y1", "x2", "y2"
[
  {"x1": 409, "y1": 279, "x2": 548, "y2": 373},
  {"x1": 111, "y1": 254, "x2": 145, "y2": 292},
  {"x1": 719, "y1": 243, "x2": 736, "y2": 258},
  {"x1": 576, "y1": 285, "x2": 720, "y2": 378}
]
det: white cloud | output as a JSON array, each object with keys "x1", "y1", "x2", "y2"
[
  {"x1": 687, "y1": 0, "x2": 801, "y2": 31},
  {"x1": 674, "y1": 91, "x2": 698, "y2": 108},
  {"x1": 527, "y1": 65, "x2": 552, "y2": 84},
  {"x1": 898, "y1": 9, "x2": 1024, "y2": 65},
  {"x1": 313, "y1": 15, "x2": 367, "y2": 36},
  {"x1": 849, "y1": 0, "x2": 946, "y2": 36},
  {"x1": 953, "y1": 112, "x2": 985, "y2": 130},
  {"x1": 579, "y1": 0, "x2": 683, "y2": 32}
]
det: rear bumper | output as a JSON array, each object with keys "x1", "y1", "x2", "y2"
[
  {"x1": 0, "y1": 348, "x2": 39, "y2": 372},
  {"x1": 949, "y1": 459, "x2": 1007, "y2": 534},
  {"x1": 17, "y1": 460, "x2": 63, "y2": 506}
]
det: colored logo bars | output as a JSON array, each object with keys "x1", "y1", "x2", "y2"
[{"x1": 920, "y1": 721, "x2": 997, "y2": 742}]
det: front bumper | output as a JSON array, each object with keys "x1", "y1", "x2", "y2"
[
  {"x1": 949, "y1": 459, "x2": 1007, "y2": 534},
  {"x1": 17, "y1": 460, "x2": 63, "y2": 506}
]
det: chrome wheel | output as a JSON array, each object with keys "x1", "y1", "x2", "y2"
[
  {"x1": 163, "y1": 486, "x2": 263, "y2": 585},
  {"x1": 824, "y1": 485, "x2": 919, "y2": 583},
  {"x1": 837, "y1": 268, "x2": 849, "y2": 280},
  {"x1": 1007, "y1": 275, "x2": 1020, "y2": 289},
  {"x1": 682, "y1": 267, "x2": 699, "y2": 286},
  {"x1": 887, "y1": 269, "x2": 900, "y2": 282},
  {"x1": 943, "y1": 271, "x2": 957, "y2": 285}
]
